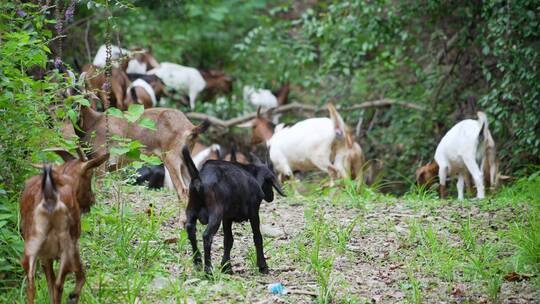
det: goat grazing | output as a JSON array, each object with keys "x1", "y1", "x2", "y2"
[
  {"x1": 433, "y1": 111, "x2": 496, "y2": 200},
  {"x1": 243, "y1": 83, "x2": 290, "y2": 109},
  {"x1": 148, "y1": 63, "x2": 233, "y2": 109},
  {"x1": 75, "y1": 105, "x2": 209, "y2": 199},
  {"x1": 242, "y1": 104, "x2": 364, "y2": 181},
  {"x1": 182, "y1": 145, "x2": 285, "y2": 274},
  {"x1": 20, "y1": 150, "x2": 108, "y2": 303}
]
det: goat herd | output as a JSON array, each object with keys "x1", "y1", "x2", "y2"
[{"x1": 19, "y1": 45, "x2": 499, "y2": 303}]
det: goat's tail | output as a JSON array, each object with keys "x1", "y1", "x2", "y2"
[
  {"x1": 477, "y1": 111, "x2": 495, "y2": 146},
  {"x1": 182, "y1": 145, "x2": 200, "y2": 180},
  {"x1": 327, "y1": 102, "x2": 347, "y2": 139},
  {"x1": 477, "y1": 111, "x2": 497, "y2": 187},
  {"x1": 41, "y1": 166, "x2": 57, "y2": 213},
  {"x1": 186, "y1": 120, "x2": 210, "y2": 145}
]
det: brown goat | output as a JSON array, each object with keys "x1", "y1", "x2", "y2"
[
  {"x1": 76, "y1": 106, "x2": 209, "y2": 199},
  {"x1": 81, "y1": 65, "x2": 131, "y2": 110},
  {"x1": 199, "y1": 69, "x2": 233, "y2": 100},
  {"x1": 20, "y1": 151, "x2": 108, "y2": 303},
  {"x1": 274, "y1": 82, "x2": 291, "y2": 106}
]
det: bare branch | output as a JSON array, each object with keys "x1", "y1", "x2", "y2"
[{"x1": 186, "y1": 99, "x2": 425, "y2": 128}]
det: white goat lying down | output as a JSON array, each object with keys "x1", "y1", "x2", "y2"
[
  {"x1": 435, "y1": 111, "x2": 496, "y2": 200},
  {"x1": 267, "y1": 103, "x2": 363, "y2": 180},
  {"x1": 147, "y1": 62, "x2": 206, "y2": 110},
  {"x1": 243, "y1": 86, "x2": 279, "y2": 108}
]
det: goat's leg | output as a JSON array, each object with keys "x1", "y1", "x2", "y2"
[
  {"x1": 42, "y1": 258, "x2": 57, "y2": 303},
  {"x1": 22, "y1": 254, "x2": 37, "y2": 304},
  {"x1": 185, "y1": 209, "x2": 201, "y2": 267},
  {"x1": 463, "y1": 157, "x2": 484, "y2": 199},
  {"x1": 202, "y1": 214, "x2": 222, "y2": 274},
  {"x1": 67, "y1": 250, "x2": 85, "y2": 304},
  {"x1": 164, "y1": 153, "x2": 188, "y2": 200},
  {"x1": 457, "y1": 173, "x2": 465, "y2": 200},
  {"x1": 249, "y1": 214, "x2": 268, "y2": 274},
  {"x1": 188, "y1": 89, "x2": 198, "y2": 110},
  {"x1": 221, "y1": 219, "x2": 234, "y2": 274},
  {"x1": 54, "y1": 254, "x2": 70, "y2": 304},
  {"x1": 438, "y1": 164, "x2": 448, "y2": 199},
  {"x1": 464, "y1": 172, "x2": 473, "y2": 196}
]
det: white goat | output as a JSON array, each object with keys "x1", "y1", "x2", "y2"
[
  {"x1": 264, "y1": 103, "x2": 363, "y2": 180},
  {"x1": 147, "y1": 62, "x2": 206, "y2": 110},
  {"x1": 243, "y1": 86, "x2": 278, "y2": 108},
  {"x1": 435, "y1": 111, "x2": 496, "y2": 200}
]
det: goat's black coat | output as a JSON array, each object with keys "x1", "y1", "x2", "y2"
[
  {"x1": 133, "y1": 165, "x2": 165, "y2": 189},
  {"x1": 181, "y1": 145, "x2": 284, "y2": 274}
]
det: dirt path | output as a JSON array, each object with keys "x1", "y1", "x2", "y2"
[{"x1": 112, "y1": 184, "x2": 539, "y2": 303}]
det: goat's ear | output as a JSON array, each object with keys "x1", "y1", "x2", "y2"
[
  {"x1": 44, "y1": 148, "x2": 76, "y2": 162},
  {"x1": 82, "y1": 153, "x2": 109, "y2": 172},
  {"x1": 237, "y1": 120, "x2": 254, "y2": 128}
]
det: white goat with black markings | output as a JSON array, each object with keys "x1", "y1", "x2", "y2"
[{"x1": 435, "y1": 111, "x2": 496, "y2": 200}]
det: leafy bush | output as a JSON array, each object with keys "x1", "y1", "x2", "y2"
[{"x1": 0, "y1": 2, "x2": 64, "y2": 286}]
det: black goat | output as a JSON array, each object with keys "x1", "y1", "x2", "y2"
[
  {"x1": 181, "y1": 145, "x2": 285, "y2": 274},
  {"x1": 133, "y1": 165, "x2": 165, "y2": 189}
]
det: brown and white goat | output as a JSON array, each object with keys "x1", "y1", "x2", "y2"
[
  {"x1": 75, "y1": 105, "x2": 209, "y2": 199},
  {"x1": 20, "y1": 151, "x2": 108, "y2": 303},
  {"x1": 241, "y1": 105, "x2": 364, "y2": 181},
  {"x1": 417, "y1": 112, "x2": 497, "y2": 199}
]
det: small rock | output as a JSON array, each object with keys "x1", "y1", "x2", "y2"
[{"x1": 261, "y1": 224, "x2": 284, "y2": 238}]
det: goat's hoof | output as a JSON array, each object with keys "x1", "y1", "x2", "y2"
[
  {"x1": 67, "y1": 292, "x2": 79, "y2": 304},
  {"x1": 259, "y1": 266, "x2": 269, "y2": 274}
]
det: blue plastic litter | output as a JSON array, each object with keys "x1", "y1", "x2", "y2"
[{"x1": 267, "y1": 282, "x2": 288, "y2": 295}]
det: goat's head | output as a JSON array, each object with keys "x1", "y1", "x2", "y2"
[
  {"x1": 239, "y1": 107, "x2": 275, "y2": 145},
  {"x1": 200, "y1": 69, "x2": 233, "y2": 94},
  {"x1": 130, "y1": 47, "x2": 160, "y2": 71},
  {"x1": 46, "y1": 148, "x2": 109, "y2": 212},
  {"x1": 345, "y1": 134, "x2": 365, "y2": 180},
  {"x1": 250, "y1": 153, "x2": 286, "y2": 201},
  {"x1": 415, "y1": 161, "x2": 439, "y2": 187},
  {"x1": 146, "y1": 74, "x2": 167, "y2": 98}
]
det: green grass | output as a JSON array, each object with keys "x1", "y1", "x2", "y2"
[{"x1": 4, "y1": 172, "x2": 540, "y2": 303}]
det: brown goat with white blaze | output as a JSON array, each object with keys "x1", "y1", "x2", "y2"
[{"x1": 20, "y1": 150, "x2": 108, "y2": 303}]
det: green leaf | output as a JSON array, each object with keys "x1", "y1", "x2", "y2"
[
  {"x1": 138, "y1": 117, "x2": 157, "y2": 130},
  {"x1": 109, "y1": 146, "x2": 130, "y2": 156},
  {"x1": 125, "y1": 104, "x2": 145, "y2": 123},
  {"x1": 140, "y1": 154, "x2": 162, "y2": 165},
  {"x1": 107, "y1": 107, "x2": 124, "y2": 119}
]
